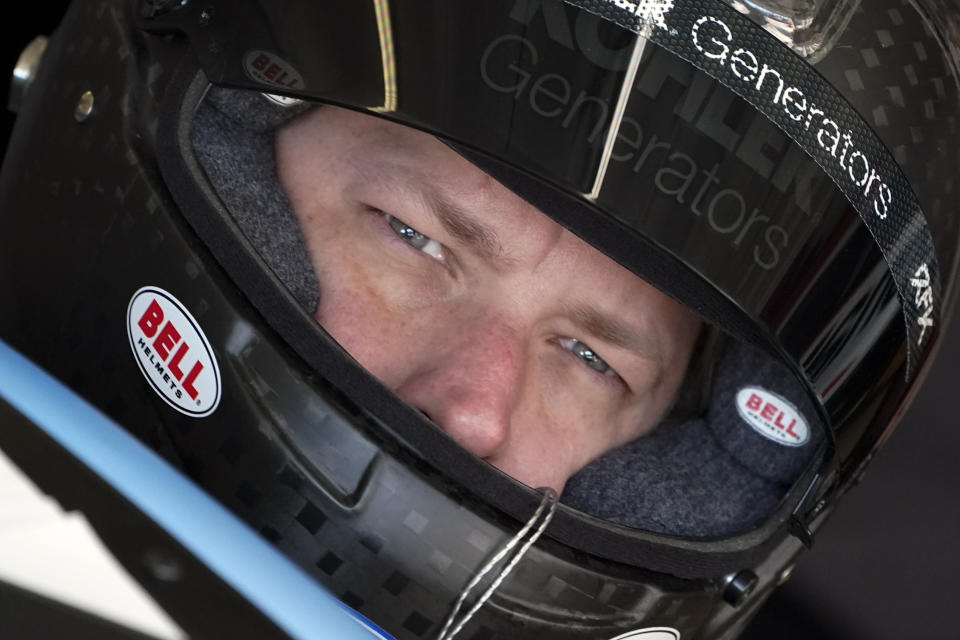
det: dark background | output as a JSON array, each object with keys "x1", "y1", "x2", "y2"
[{"x1": 3, "y1": 4, "x2": 958, "y2": 639}]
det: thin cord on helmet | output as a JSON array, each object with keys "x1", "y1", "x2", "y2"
[{"x1": 436, "y1": 487, "x2": 559, "y2": 640}]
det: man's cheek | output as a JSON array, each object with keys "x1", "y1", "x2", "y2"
[
  {"x1": 534, "y1": 373, "x2": 616, "y2": 470},
  {"x1": 315, "y1": 279, "x2": 436, "y2": 390},
  {"x1": 316, "y1": 234, "x2": 438, "y2": 310},
  {"x1": 317, "y1": 292, "x2": 395, "y2": 376}
]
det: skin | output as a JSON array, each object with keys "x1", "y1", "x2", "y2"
[{"x1": 276, "y1": 106, "x2": 701, "y2": 493}]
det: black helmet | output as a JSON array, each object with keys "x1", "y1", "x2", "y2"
[{"x1": 2, "y1": 0, "x2": 959, "y2": 638}]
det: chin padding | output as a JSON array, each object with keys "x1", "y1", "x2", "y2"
[
  {"x1": 191, "y1": 87, "x2": 320, "y2": 311},
  {"x1": 561, "y1": 340, "x2": 822, "y2": 538}
]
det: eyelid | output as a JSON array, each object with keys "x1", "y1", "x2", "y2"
[{"x1": 557, "y1": 337, "x2": 622, "y2": 381}]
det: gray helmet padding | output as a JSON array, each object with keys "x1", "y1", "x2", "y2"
[
  {"x1": 190, "y1": 87, "x2": 823, "y2": 538},
  {"x1": 191, "y1": 88, "x2": 320, "y2": 311},
  {"x1": 562, "y1": 340, "x2": 822, "y2": 537}
]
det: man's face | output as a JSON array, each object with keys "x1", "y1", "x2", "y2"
[{"x1": 276, "y1": 106, "x2": 700, "y2": 492}]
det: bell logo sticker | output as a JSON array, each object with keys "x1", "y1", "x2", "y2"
[
  {"x1": 127, "y1": 287, "x2": 221, "y2": 417},
  {"x1": 243, "y1": 50, "x2": 305, "y2": 91},
  {"x1": 608, "y1": 628, "x2": 680, "y2": 640},
  {"x1": 736, "y1": 387, "x2": 809, "y2": 447}
]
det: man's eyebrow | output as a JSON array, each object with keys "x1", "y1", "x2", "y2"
[
  {"x1": 422, "y1": 188, "x2": 507, "y2": 265},
  {"x1": 378, "y1": 161, "x2": 511, "y2": 266},
  {"x1": 568, "y1": 303, "x2": 664, "y2": 367}
]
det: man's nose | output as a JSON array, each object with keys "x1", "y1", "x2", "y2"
[{"x1": 393, "y1": 315, "x2": 525, "y2": 459}]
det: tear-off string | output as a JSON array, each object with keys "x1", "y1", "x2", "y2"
[{"x1": 436, "y1": 487, "x2": 559, "y2": 640}]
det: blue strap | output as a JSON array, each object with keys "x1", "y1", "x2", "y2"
[{"x1": 0, "y1": 339, "x2": 393, "y2": 640}]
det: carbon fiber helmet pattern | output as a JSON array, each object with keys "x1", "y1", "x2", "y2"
[{"x1": 2, "y1": 1, "x2": 959, "y2": 638}]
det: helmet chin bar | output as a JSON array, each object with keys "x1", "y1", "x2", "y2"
[{"x1": 437, "y1": 488, "x2": 559, "y2": 640}]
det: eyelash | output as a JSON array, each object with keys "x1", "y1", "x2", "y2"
[
  {"x1": 377, "y1": 210, "x2": 624, "y2": 386},
  {"x1": 558, "y1": 338, "x2": 620, "y2": 380}
]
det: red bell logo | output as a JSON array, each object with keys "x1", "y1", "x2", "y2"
[
  {"x1": 736, "y1": 387, "x2": 809, "y2": 447},
  {"x1": 127, "y1": 287, "x2": 221, "y2": 417},
  {"x1": 242, "y1": 50, "x2": 305, "y2": 90},
  {"x1": 137, "y1": 299, "x2": 205, "y2": 401}
]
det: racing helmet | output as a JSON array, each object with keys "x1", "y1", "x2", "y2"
[{"x1": 2, "y1": 0, "x2": 959, "y2": 638}]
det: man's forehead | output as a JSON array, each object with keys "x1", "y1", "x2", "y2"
[
  {"x1": 332, "y1": 105, "x2": 692, "y2": 346},
  {"x1": 347, "y1": 132, "x2": 557, "y2": 260}
]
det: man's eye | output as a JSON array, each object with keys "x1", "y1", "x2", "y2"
[
  {"x1": 385, "y1": 213, "x2": 444, "y2": 261},
  {"x1": 558, "y1": 338, "x2": 618, "y2": 377}
]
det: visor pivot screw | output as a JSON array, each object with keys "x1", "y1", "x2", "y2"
[
  {"x1": 8, "y1": 36, "x2": 48, "y2": 114},
  {"x1": 777, "y1": 564, "x2": 796, "y2": 586},
  {"x1": 722, "y1": 570, "x2": 758, "y2": 607},
  {"x1": 140, "y1": 0, "x2": 189, "y2": 19},
  {"x1": 143, "y1": 549, "x2": 183, "y2": 582},
  {"x1": 74, "y1": 90, "x2": 95, "y2": 123}
]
